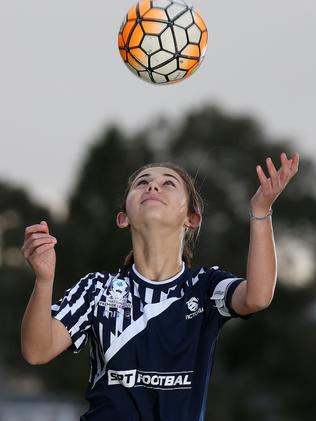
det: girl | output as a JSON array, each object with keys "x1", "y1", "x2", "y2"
[{"x1": 21, "y1": 152, "x2": 299, "y2": 421}]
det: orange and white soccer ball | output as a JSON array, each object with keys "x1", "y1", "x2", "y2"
[{"x1": 118, "y1": 0, "x2": 208, "y2": 84}]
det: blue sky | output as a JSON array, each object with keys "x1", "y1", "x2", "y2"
[{"x1": 1, "y1": 0, "x2": 315, "y2": 215}]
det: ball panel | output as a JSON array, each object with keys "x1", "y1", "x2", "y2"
[
  {"x1": 127, "y1": 52, "x2": 146, "y2": 71},
  {"x1": 129, "y1": 24, "x2": 144, "y2": 48},
  {"x1": 119, "y1": 49, "x2": 127, "y2": 62},
  {"x1": 127, "y1": 5, "x2": 137, "y2": 20},
  {"x1": 139, "y1": 0, "x2": 152, "y2": 17},
  {"x1": 174, "y1": 10, "x2": 193, "y2": 28},
  {"x1": 141, "y1": 35, "x2": 161, "y2": 54},
  {"x1": 168, "y1": 69, "x2": 187, "y2": 81},
  {"x1": 150, "y1": 50, "x2": 173, "y2": 68},
  {"x1": 166, "y1": 3, "x2": 187, "y2": 20},
  {"x1": 127, "y1": 63, "x2": 139, "y2": 75},
  {"x1": 123, "y1": 20, "x2": 136, "y2": 44},
  {"x1": 144, "y1": 8, "x2": 168, "y2": 20},
  {"x1": 160, "y1": 27, "x2": 176, "y2": 53},
  {"x1": 173, "y1": 26, "x2": 188, "y2": 51},
  {"x1": 142, "y1": 21, "x2": 167, "y2": 35},
  {"x1": 155, "y1": 59, "x2": 178, "y2": 75},
  {"x1": 119, "y1": 16, "x2": 127, "y2": 33},
  {"x1": 130, "y1": 47, "x2": 149, "y2": 67},
  {"x1": 179, "y1": 57, "x2": 198, "y2": 70},
  {"x1": 152, "y1": 72, "x2": 167, "y2": 83},
  {"x1": 187, "y1": 61, "x2": 200, "y2": 77},
  {"x1": 153, "y1": 0, "x2": 171, "y2": 8},
  {"x1": 173, "y1": 0, "x2": 189, "y2": 4},
  {"x1": 139, "y1": 70, "x2": 152, "y2": 82},
  {"x1": 118, "y1": 34, "x2": 125, "y2": 49},
  {"x1": 192, "y1": 10, "x2": 206, "y2": 32},
  {"x1": 181, "y1": 44, "x2": 200, "y2": 58},
  {"x1": 187, "y1": 24, "x2": 201, "y2": 43},
  {"x1": 199, "y1": 31, "x2": 208, "y2": 57}
]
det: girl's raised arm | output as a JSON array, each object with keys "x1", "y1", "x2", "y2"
[{"x1": 231, "y1": 152, "x2": 299, "y2": 315}]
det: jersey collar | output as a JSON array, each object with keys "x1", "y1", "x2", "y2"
[{"x1": 130, "y1": 261, "x2": 187, "y2": 288}]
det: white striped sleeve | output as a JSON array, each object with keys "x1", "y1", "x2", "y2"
[
  {"x1": 51, "y1": 273, "x2": 97, "y2": 353},
  {"x1": 208, "y1": 267, "x2": 246, "y2": 318},
  {"x1": 210, "y1": 277, "x2": 243, "y2": 317}
]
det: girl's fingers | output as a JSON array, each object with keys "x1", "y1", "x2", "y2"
[
  {"x1": 256, "y1": 165, "x2": 271, "y2": 192},
  {"x1": 22, "y1": 234, "x2": 56, "y2": 252},
  {"x1": 279, "y1": 152, "x2": 291, "y2": 184},
  {"x1": 23, "y1": 237, "x2": 57, "y2": 258},
  {"x1": 266, "y1": 157, "x2": 280, "y2": 190},
  {"x1": 255, "y1": 152, "x2": 299, "y2": 198},
  {"x1": 290, "y1": 152, "x2": 300, "y2": 175},
  {"x1": 28, "y1": 243, "x2": 56, "y2": 258},
  {"x1": 24, "y1": 222, "x2": 50, "y2": 242}
]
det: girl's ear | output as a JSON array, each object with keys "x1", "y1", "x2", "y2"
[
  {"x1": 185, "y1": 212, "x2": 202, "y2": 230},
  {"x1": 116, "y1": 212, "x2": 130, "y2": 229}
]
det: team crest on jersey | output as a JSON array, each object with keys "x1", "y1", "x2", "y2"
[
  {"x1": 186, "y1": 297, "x2": 199, "y2": 312},
  {"x1": 185, "y1": 297, "x2": 204, "y2": 320},
  {"x1": 98, "y1": 278, "x2": 132, "y2": 311}
]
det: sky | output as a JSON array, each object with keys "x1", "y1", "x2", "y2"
[{"x1": 1, "y1": 0, "x2": 315, "y2": 216}]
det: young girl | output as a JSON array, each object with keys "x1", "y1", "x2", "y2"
[{"x1": 21, "y1": 152, "x2": 299, "y2": 421}]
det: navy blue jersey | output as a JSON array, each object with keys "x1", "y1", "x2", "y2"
[{"x1": 51, "y1": 262, "x2": 250, "y2": 421}]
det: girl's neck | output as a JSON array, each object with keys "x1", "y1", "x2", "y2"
[{"x1": 131, "y1": 231, "x2": 183, "y2": 282}]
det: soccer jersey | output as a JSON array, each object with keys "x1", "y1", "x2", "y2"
[{"x1": 51, "y1": 262, "x2": 249, "y2": 421}]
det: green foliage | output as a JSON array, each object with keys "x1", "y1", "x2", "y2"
[{"x1": 2, "y1": 105, "x2": 316, "y2": 420}]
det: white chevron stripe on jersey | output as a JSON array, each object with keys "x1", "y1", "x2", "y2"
[
  {"x1": 133, "y1": 281, "x2": 141, "y2": 298},
  {"x1": 160, "y1": 291, "x2": 169, "y2": 301},
  {"x1": 144, "y1": 287, "x2": 154, "y2": 304},
  {"x1": 74, "y1": 334, "x2": 86, "y2": 350},
  {"x1": 54, "y1": 278, "x2": 94, "y2": 334},
  {"x1": 140, "y1": 301, "x2": 144, "y2": 313},
  {"x1": 91, "y1": 295, "x2": 182, "y2": 388},
  {"x1": 105, "y1": 296, "x2": 182, "y2": 363},
  {"x1": 99, "y1": 322, "x2": 104, "y2": 349},
  {"x1": 68, "y1": 307, "x2": 93, "y2": 336},
  {"x1": 91, "y1": 324, "x2": 104, "y2": 375},
  {"x1": 192, "y1": 267, "x2": 205, "y2": 285},
  {"x1": 115, "y1": 310, "x2": 125, "y2": 340}
]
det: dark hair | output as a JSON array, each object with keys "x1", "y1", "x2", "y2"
[{"x1": 120, "y1": 162, "x2": 204, "y2": 268}]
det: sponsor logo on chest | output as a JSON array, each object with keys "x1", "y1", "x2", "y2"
[
  {"x1": 108, "y1": 369, "x2": 193, "y2": 389},
  {"x1": 185, "y1": 297, "x2": 204, "y2": 319}
]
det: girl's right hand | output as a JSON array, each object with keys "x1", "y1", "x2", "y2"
[{"x1": 21, "y1": 221, "x2": 58, "y2": 283}]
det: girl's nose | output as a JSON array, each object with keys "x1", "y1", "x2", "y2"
[{"x1": 147, "y1": 181, "x2": 160, "y2": 191}]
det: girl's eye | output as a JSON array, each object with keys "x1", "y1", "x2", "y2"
[
  {"x1": 136, "y1": 180, "x2": 148, "y2": 186},
  {"x1": 136, "y1": 179, "x2": 175, "y2": 186}
]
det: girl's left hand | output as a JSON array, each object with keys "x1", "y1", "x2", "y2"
[{"x1": 250, "y1": 152, "x2": 300, "y2": 214}]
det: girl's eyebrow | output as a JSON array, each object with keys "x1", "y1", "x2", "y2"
[{"x1": 134, "y1": 173, "x2": 181, "y2": 184}]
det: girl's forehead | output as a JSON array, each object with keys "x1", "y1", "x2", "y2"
[{"x1": 136, "y1": 167, "x2": 181, "y2": 180}]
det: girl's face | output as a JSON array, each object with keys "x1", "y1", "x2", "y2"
[{"x1": 123, "y1": 167, "x2": 191, "y2": 232}]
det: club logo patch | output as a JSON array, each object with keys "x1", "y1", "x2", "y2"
[
  {"x1": 110, "y1": 279, "x2": 129, "y2": 299},
  {"x1": 98, "y1": 277, "x2": 132, "y2": 312},
  {"x1": 186, "y1": 297, "x2": 199, "y2": 312},
  {"x1": 185, "y1": 297, "x2": 204, "y2": 320}
]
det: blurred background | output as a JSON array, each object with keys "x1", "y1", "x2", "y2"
[{"x1": 0, "y1": 1, "x2": 315, "y2": 420}]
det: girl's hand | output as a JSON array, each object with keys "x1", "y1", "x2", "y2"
[
  {"x1": 21, "y1": 221, "x2": 57, "y2": 283},
  {"x1": 250, "y1": 152, "x2": 300, "y2": 215}
]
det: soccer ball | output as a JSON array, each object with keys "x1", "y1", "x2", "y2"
[{"x1": 118, "y1": 0, "x2": 208, "y2": 84}]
